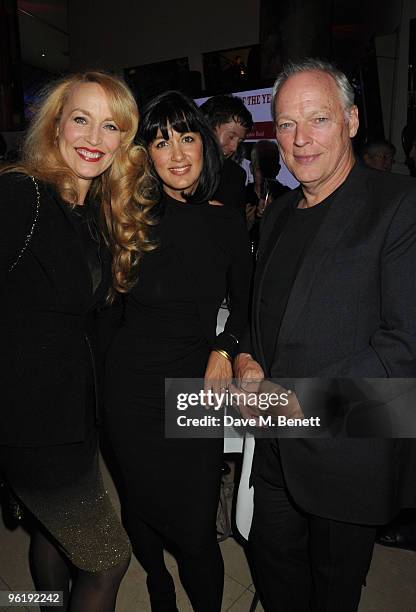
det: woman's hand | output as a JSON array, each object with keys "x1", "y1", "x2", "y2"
[{"x1": 204, "y1": 350, "x2": 233, "y2": 400}]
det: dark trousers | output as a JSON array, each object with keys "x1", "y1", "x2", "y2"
[
  {"x1": 106, "y1": 400, "x2": 224, "y2": 612},
  {"x1": 248, "y1": 468, "x2": 377, "y2": 612}
]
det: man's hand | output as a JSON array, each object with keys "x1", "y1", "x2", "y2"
[
  {"x1": 234, "y1": 353, "x2": 265, "y2": 393},
  {"x1": 229, "y1": 379, "x2": 303, "y2": 425},
  {"x1": 256, "y1": 379, "x2": 304, "y2": 420},
  {"x1": 232, "y1": 354, "x2": 303, "y2": 425}
]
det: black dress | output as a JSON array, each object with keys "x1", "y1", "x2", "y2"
[
  {"x1": 0, "y1": 175, "x2": 130, "y2": 572},
  {"x1": 105, "y1": 192, "x2": 251, "y2": 610}
]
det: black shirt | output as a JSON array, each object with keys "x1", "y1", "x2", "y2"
[{"x1": 260, "y1": 194, "x2": 332, "y2": 369}]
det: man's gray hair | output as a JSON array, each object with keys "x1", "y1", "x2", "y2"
[{"x1": 271, "y1": 58, "x2": 355, "y2": 122}]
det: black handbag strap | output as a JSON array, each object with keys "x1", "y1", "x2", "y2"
[{"x1": 8, "y1": 175, "x2": 40, "y2": 273}]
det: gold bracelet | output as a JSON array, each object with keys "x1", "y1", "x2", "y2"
[{"x1": 213, "y1": 348, "x2": 232, "y2": 363}]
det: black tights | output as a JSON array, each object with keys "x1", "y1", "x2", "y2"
[
  {"x1": 30, "y1": 529, "x2": 130, "y2": 612},
  {"x1": 125, "y1": 514, "x2": 224, "y2": 612}
]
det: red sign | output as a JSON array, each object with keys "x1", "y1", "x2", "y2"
[{"x1": 246, "y1": 121, "x2": 276, "y2": 140}]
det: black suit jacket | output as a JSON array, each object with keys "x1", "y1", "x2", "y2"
[
  {"x1": 0, "y1": 173, "x2": 111, "y2": 447},
  {"x1": 247, "y1": 163, "x2": 416, "y2": 524}
]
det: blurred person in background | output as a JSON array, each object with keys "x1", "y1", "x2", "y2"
[
  {"x1": 246, "y1": 140, "x2": 290, "y2": 224},
  {"x1": 410, "y1": 140, "x2": 416, "y2": 175},
  {"x1": 246, "y1": 140, "x2": 290, "y2": 257},
  {"x1": 200, "y1": 94, "x2": 253, "y2": 214},
  {"x1": 361, "y1": 139, "x2": 395, "y2": 172},
  {"x1": 402, "y1": 123, "x2": 416, "y2": 177}
]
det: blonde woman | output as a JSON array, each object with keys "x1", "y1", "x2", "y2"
[{"x1": 0, "y1": 72, "x2": 155, "y2": 611}]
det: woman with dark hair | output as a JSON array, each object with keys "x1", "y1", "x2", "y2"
[
  {"x1": 0, "y1": 72, "x2": 157, "y2": 610},
  {"x1": 105, "y1": 91, "x2": 251, "y2": 611}
]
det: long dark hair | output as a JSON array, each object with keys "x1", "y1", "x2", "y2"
[{"x1": 138, "y1": 90, "x2": 222, "y2": 204}]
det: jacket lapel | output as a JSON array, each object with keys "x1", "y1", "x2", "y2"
[
  {"x1": 277, "y1": 165, "x2": 367, "y2": 346},
  {"x1": 45, "y1": 183, "x2": 92, "y2": 295}
]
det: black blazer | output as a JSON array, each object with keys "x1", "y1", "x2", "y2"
[
  {"x1": 247, "y1": 163, "x2": 416, "y2": 524},
  {"x1": 0, "y1": 173, "x2": 111, "y2": 447}
]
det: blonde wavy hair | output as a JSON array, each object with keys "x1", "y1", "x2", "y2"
[{"x1": 7, "y1": 71, "x2": 157, "y2": 294}]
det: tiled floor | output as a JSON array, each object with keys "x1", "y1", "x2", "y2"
[{"x1": 1, "y1": 456, "x2": 415, "y2": 612}]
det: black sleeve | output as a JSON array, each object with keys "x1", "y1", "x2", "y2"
[
  {"x1": 215, "y1": 212, "x2": 252, "y2": 357},
  {"x1": 0, "y1": 173, "x2": 38, "y2": 285},
  {"x1": 230, "y1": 164, "x2": 247, "y2": 214},
  {"x1": 237, "y1": 326, "x2": 253, "y2": 355}
]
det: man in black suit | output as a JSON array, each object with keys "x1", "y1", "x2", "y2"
[
  {"x1": 235, "y1": 59, "x2": 416, "y2": 612},
  {"x1": 200, "y1": 94, "x2": 252, "y2": 214}
]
